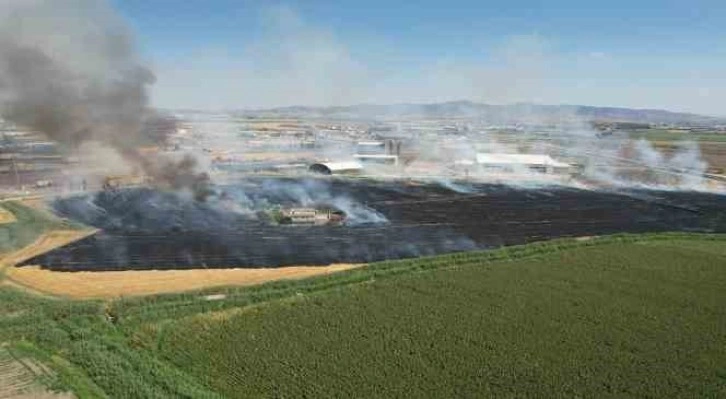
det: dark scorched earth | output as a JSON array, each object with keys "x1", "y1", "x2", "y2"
[{"x1": 19, "y1": 178, "x2": 726, "y2": 271}]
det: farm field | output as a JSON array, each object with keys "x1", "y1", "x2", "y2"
[
  {"x1": 152, "y1": 237, "x2": 726, "y2": 398},
  {"x1": 6, "y1": 263, "x2": 358, "y2": 299},
  {"x1": 0, "y1": 234, "x2": 725, "y2": 397},
  {"x1": 624, "y1": 129, "x2": 726, "y2": 172},
  {"x1": 22, "y1": 180, "x2": 726, "y2": 271},
  {"x1": 626, "y1": 128, "x2": 726, "y2": 142},
  {"x1": 0, "y1": 191, "x2": 358, "y2": 299},
  {"x1": 647, "y1": 140, "x2": 726, "y2": 174},
  {"x1": 0, "y1": 200, "x2": 93, "y2": 297},
  {"x1": 0, "y1": 347, "x2": 73, "y2": 399}
]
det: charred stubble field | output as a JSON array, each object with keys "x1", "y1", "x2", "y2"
[{"x1": 18, "y1": 178, "x2": 726, "y2": 271}]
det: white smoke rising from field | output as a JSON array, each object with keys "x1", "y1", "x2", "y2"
[
  {"x1": 574, "y1": 136, "x2": 711, "y2": 191},
  {"x1": 215, "y1": 179, "x2": 388, "y2": 225}
]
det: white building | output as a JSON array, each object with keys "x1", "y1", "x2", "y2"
[{"x1": 475, "y1": 153, "x2": 573, "y2": 175}]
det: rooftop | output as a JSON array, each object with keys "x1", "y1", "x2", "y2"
[{"x1": 476, "y1": 153, "x2": 571, "y2": 168}]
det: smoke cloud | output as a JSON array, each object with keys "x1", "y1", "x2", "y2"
[
  {"x1": 575, "y1": 135, "x2": 711, "y2": 191},
  {"x1": 0, "y1": 0, "x2": 209, "y2": 198},
  {"x1": 6, "y1": 2, "x2": 712, "y2": 195}
]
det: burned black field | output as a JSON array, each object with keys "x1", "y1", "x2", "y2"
[{"x1": 20, "y1": 178, "x2": 726, "y2": 271}]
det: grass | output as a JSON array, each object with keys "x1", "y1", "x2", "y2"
[
  {"x1": 108, "y1": 233, "x2": 726, "y2": 324},
  {"x1": 0, "y1": 200, "x2": 84, "y2": 255},
  {"x1": 626, "y1": 128, "x2": 726, "y2": 142},
  {"x1": 0, "y1": 201, "x2": 218, "y2": 398},
  {"x1": 0, "y1": 232, "x2": 725, "y2": 397}
]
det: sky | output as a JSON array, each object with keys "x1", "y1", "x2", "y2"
[{"x1": 111, "y1": 0, "x2": 726, "y2": 115}]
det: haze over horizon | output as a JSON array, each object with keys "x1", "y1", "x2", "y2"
[{"x1": 112, "y1": 0, "x2": 726, "y2": 116}]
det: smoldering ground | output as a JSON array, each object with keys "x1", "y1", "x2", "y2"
[
  {"x1": 21, "y1": 177, "x2": 726, "y2": 271},
  {"x1": 36, "y1": 178, "x2": 478, "y2": 269}
]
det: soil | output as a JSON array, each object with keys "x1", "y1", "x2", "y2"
[{"x1": 0, "y1": 348, "x2": 74, "y2": 399}]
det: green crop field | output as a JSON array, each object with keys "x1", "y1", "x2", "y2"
[
  {"x1": 626, "y1": 128, "x2": 726, "y2": 143},
  {"x1": 1, "y1": 233, "x2": 726, "y2": 397},
  {"x1": 155, "y1": 237, "x2": 726, "y2": 398}
]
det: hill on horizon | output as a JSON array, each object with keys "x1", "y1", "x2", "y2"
[{"x1": 227, "y1": 101, "x2": 725, "y2": 126}]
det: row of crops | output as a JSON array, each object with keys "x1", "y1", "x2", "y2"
[
  {"x1": 109, "y1": 232, "x2": 726, "y2": 325},
  {"x1": 154, "y1": 237, "x2": 726, "y2": 397}
]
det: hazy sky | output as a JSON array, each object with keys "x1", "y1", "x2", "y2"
[{"x1": 112, "y1": 0, "x2": 726, "y2": 115}]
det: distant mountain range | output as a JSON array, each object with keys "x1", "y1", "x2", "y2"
[{"x1": 237, "y1": 101, "x2": 725, "y2": 126}]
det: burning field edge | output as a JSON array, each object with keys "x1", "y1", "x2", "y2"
[
  {"x1": 6, "y1": 232, "x2": 723, "y2": 301},
  {"x1": 0, "y1": 208, "x2": 361, "y2": 298},
  {"x1": 21, "y1": 179, "x2": 726, "y2": 272},
  {"x1": 0, "y1": 229, "x2": 97, "y2": 270}
]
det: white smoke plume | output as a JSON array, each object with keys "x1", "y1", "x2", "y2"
[{"x1": 217, "y1": 178, "x2": 388, "y2": 225}]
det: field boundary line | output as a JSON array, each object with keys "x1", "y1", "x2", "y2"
[
  {"x1": 0, "y1": 229, "x2": 97, "y2": 272},
  {"x1": 1, "y1": 277, "x2": 64, "y2": 300}
]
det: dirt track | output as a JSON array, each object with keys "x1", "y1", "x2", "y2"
[
  {"x1": 6, "y1": 263, "x2": 359, "y2": 299},
  {"x1": 0, "y1": 347, "x2": 73, "y2": 399}
]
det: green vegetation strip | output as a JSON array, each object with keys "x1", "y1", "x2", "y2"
[
  {"x1": 0, "y1": 232, "x2": 725, "y2": 397},
  {"x1": 627, "y1": 129, "x2": 726, "y2": 142},
  {"x1": 0, "y1": 201, "x2": 84, "y2": 255},
  {"x1": 0, "y1": 287, "x2": 220, "y2": 398}
]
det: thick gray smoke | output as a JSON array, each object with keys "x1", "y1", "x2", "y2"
[{"x1": 0, "y1": 0, "x2": 209, "y2": 197}]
